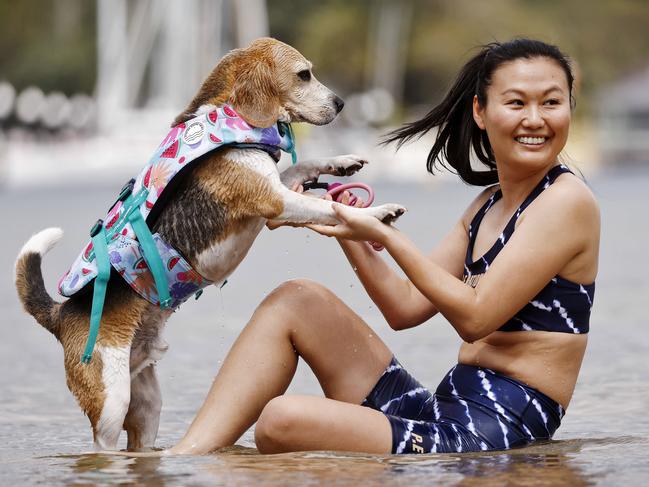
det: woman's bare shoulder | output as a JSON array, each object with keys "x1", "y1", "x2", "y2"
[{"x1": 535, "y1": 171, "x2": 600, "y2": 223}]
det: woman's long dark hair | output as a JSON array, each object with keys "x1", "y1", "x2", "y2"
[{"x1": 382, "y1": 38, "x2": 575, "y2": 186}]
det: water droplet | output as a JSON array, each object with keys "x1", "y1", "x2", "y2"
[{"x1": 352, "y1": 266, "x2": 358, "y2": 271}]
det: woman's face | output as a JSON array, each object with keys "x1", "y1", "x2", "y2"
[{"x1": 473, "y1": 57, "x2": 571, "y2": 173}]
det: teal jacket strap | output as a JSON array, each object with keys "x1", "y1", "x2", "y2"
[
  {"x1": 128, "y1": 209, "x2": 172, "y2": 309},
  {"x1": 287, "y1": 123, "x2": 297, "y2": 165},
  {"x1": 277, "y1": 122, "x2": 297, "y2": 164},
  {"x1": 81, "y1": 224, "x2": 111, "y2": 364}
]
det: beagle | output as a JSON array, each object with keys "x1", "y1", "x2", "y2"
[{"x1": 14, "y1": 38, "x2": 405, "y2": 451}]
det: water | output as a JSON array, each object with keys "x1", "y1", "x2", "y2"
[{"x1": 1, "y1": 169, "x2": 648, "y2": 486}]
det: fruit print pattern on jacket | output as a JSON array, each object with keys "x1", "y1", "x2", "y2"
[{"x1": 58, "y1": 105, "x2": 295, "y2": 307}]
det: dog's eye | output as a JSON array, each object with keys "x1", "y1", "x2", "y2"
[{"x1": 297, "y1": 70, "x2": 311, "y2": 82}]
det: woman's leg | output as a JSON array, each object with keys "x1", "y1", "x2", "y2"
[
  {"x1": 170, "y1": 279, "x2": 394, "y2": 454},
  {"x1": 254, "y1": 395, "x2": 392, "y2": 454}
]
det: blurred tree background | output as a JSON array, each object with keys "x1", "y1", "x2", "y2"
[
  {"x1": 0, "y1": 0, "x2": 96, "y2": 94},
  {"x1": 1, "y1": 0, "x2": 649, "y2": 119}
]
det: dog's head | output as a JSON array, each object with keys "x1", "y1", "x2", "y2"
[{"x1": 174, "y1": 38, "x2": 344, "y2": 128}]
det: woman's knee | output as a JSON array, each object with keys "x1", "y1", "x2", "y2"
[
  {"x1": 274, "y1": 278, "x2": 333, "y2": 301},
  {"x1": 254, "y1": 396, "x2": 305, "y2": 454},
  {"x1": 261, "y1": 279, "x2": 335, "y2": 313}
]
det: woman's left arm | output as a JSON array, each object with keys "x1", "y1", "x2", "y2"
[{"x1": 308, "y1": 184, "x2": 599, "y2": 342}]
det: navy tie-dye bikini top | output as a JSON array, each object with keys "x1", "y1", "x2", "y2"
[{"x1": 463, "y1": 164, "x2": 595, "y2": 334}]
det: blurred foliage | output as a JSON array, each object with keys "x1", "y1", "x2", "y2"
[
  {"x1": 2, "y1": 0, "x2": 649, "y2": 115},
  {"x1": 0, "y1": 0, "x2": 96, "y2": 94}
]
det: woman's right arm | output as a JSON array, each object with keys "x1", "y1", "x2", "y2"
[
  {"x1": 336, "y1": 188, "x2": 496, "y2": 331},
  {"x1": 337, "y1": 218, "x2": 468, "y2": 331}
]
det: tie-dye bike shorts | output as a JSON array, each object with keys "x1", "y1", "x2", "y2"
[{"x1": 362, "y1": 358, "x2": 564, "y2": 454}]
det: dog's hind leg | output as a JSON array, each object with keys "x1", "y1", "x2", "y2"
[
  {"x1": 92, "y1": 344, "x2": 132, "y2": 450},
  {"x1": 124, "y1": 364, "x2": 162, "y2": 450}
]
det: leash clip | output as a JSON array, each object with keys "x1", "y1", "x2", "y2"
[
  {"x1": 89, "y1": 219, "x2": 104, "y2": 238},
  {"x1": 118, "y1": 178, "x2": 136, "y2": 202}
]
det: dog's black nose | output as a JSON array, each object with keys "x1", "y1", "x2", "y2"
[{"x1": 333, "y1": 96, "x2": 345, "y2": 113}]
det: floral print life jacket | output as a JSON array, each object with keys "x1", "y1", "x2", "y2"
[{"x1": 58, "y1": 105, "x2": 296, "y2": 308}]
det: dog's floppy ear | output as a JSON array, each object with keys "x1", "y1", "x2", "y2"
[
  {"x1": 173, "y1": 43, "x2": 281, "y2": 128},
  {"x1": 173, "y1": 50, "x2": 241, "y2": 127},
  {"x1": 230, "y1": 57, "x2": 280, "y2": 128}
]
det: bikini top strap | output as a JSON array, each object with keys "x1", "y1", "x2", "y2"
[
  {"x1": 465, "y1": 164, "x2": 572, "y2": 263},
  {"x1": 512, "y1": 164, "x2": 570, "y2": 217},
  {"x1": 467, "y1": 188, "x2": 501, "y2": 249},
  {"x1": 500, "y1": 164, "x2": 572, "y2": 238}
]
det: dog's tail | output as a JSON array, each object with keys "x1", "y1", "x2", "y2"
[{"x1": 15, "y1": 228, "x2": 64, "y2": 338}]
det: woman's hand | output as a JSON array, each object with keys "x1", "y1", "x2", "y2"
[{"x1": 306, "y1": 203, "x2": 393, "y2": 243}]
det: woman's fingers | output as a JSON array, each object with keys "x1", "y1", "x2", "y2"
[
  {"x1": 335, "y1": 190, "x2": 365, "y2": 208},
  {"x1": 322, "y1": 189, "x2": 365, "y2": 207}
]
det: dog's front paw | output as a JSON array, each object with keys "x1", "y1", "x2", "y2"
[
  {"x1": 369, "y1": 203, "x2": 406, "y2": 224},
  {"x1": 325, "y1": 154, "x2": 368, "y2": 177}
]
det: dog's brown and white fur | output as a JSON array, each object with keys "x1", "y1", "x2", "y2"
[{"x1": 15, "y1": 38, "x2": 405, "y2": 451}]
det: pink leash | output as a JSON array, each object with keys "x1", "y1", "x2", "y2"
[{"x1": 324, "y1": 182, "x2": 384, "y2": 251}]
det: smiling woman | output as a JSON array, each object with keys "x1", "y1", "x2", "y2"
[
  {"x1": 163, "y1": 39, "x2": 600, "y2": 456},
  {"x1": 472, "y1": 59, "x2": 572, "y2": 176}
]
